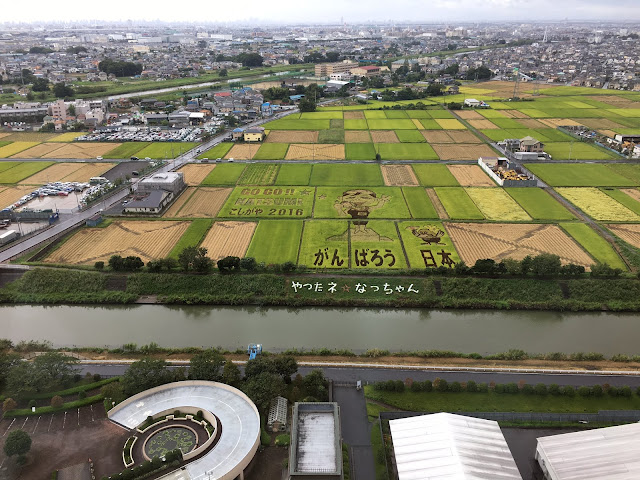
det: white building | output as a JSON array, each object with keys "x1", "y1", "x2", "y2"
[
  {"x1": 138, "y1": 172, "x2": 185, "y2": 194},
  {"x1": 536, "y1": 423, "x2": 640, "y2": 480},
  {"x1": 390, "y1": 413, "x2": 521, "y2": 480}
]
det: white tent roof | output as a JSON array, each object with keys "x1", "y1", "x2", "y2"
[
  {"x1": 389, "y1": 413, "x2": 522, "y2": 480},
  {"x1": 536, "y1": 422, "x2": 640, "y2": 480}
]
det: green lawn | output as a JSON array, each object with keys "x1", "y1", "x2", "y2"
[
  {"x1": 253, "y1": 143, "x2": 289, "y2": 160},
  {"x1": 365, "y1": 386, "x2": 640, "y2": 413},
  {"x1": 200, "y1": 164, "x2": 246, "y2": 185},
  {"x1": 198, "y1": 143, "x2": 233, "y2": 160},
  {"x1": 395, "y1": 130, "x2": 426, "y2": 143},
  {"x1": 314, "y1": 186, "x2": 410, "y2": 219},
  {"x1": 505, "y1": 188, "x2": 575, "y2": 220},
  {"x1": 275, "y1": 164, "x2": 312, "y2": 185},
  {"x1": 310, "y1": 164, "x2": 383, "y2": 186},
  {"x1": 318, "y1": 129, "x2": 345, "y2": 143},
  {"x1": 246, "y1": 220, "x2": 303, "y2": 264},
  {"x1": 136, "y1": 142, "x2": 198, "y2": 159},
  {"x1": 237, "y1": 164, "x2": 279, "y2": 185},
  {"x1": 367, "y1": 119, "x2": 417, "y2": 130},
  {"x1": 168, "y1": 219, "x2": 213, "y2": 258},
  {"x1": 0, "y1": 162, "x2": 54, "y2": 183},
  {"x1": 543, "y1": 142, "x2": 617, "y2": 161},
  {"x1": 103, "y1": 142, "x2": 149, "y2": 159},
  {"x1": 298, "y1": 220, "x2": 350, "y2": 269},
  {"x1": 412, "y1": 164, "x2": 460, "y2": 186},
  {"x1": 402, "y1": 187, "x2": 438, "y2": 218},
  {"x1": 434, "y1": 187, "x2": 484, "y2": 219},
  {"x1": 525, "y1": 164, "x2": 636, "y2": 187},
  {"x1": 419, "y1": 119, "x2": 442, "y2": 130},
  {"x1": 600, "y1": 188, "x2": 640, "y2": 215},
  {"x1": 344, "y1": 119, "x2": 369, "y2": 130},
  {"x1": 397, "y1": 221, "x2": 461, "y2": 269},
  {"x1": 345, "y1": 143, "x2": 376, "y2": 161},
  {"x1": 377, "y1": 143, "x2": 438, "y2": 161},
  {"x1": 218, "y1": 186, "x2": 315, "y2": 219},
  {"x1": 262, "y1": 118, "x2": 330, "y2": 130},
  {"x1": 561, "y1": 223, "x2": 626, "y2": 269}
]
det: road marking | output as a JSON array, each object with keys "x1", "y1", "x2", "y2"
[
  {"x1": 47, "y1": 414, "x2": 54, "y2": 432},
  {"x1": 20, "y1": 417, "x2": 28, "y2": 430},
  {"x1": 62, "y1": 411, "x2": 66, "y2": 430},
  {"x1": 2, "y1": 419, "x2": 15, "y2": 437},
  {"x1": 90, "y1": 405, "x2": 95, "y2": 422},
  {"x1": 78, "y1": 408, "x2": 80, "y2": 426},
  {"x1": 32, "y1": 416, "x2": 41, "y2": 434}
]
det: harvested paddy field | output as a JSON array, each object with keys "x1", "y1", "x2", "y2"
[
  {"x1": 19, "y1": 162, "x2": 111, "y2": 184},
  {"x1": 177, "y1": 164, "x2": 217, "y2": 186},
  {"x1": 344, "y1": 111, "x2": 365, "y2": 119},
  {"x1": 163, "y1": 187, "x2": 197, "y2": 217},
  {"x1": 446, "y1": 130, "x2": 483, "y2": 143},
  {"x1": 344, "y1": 131, "x2": 371, "y2": 143},
  {"x1": 435, "y1": 119, "x2": 466, "y2": 130},
  {"x1": 431, "y1": 144, "x2": 496, "y2": 161},
  {"x1": 16, "y1": 143, "x2": 64, "y2": 158},
  {"x1": 539, "y1": 118, "x2": 583, "y2": 128},
  {"x1": 285, "y1": 144, "x2": 345, "y2": 160},
  {"x1": 446, "y1": 223, "x2": 594, "y2": 267},
  {"x1": 2, "y1": 132, "x2": 57, "y2": 142},
  {"x1": 426, "y1": 189, "x2": 448, "y2": 219},
  {"x1": 574, "y1": 118, "x2": 626, "y2": 130},
  {"x1": 45, "y1": 221, "x2": 189, "y2": 265},
  {"x1": 468, "y1": 119, "x2": 499, "y2": 129},
  {"x1": 0, "y1": 185, "x2": 35, "y2": 207},
  {"x1": 515, "y1": 119, "x2": 548, "y2": 129},
  {"x1": 200, "y1": 221, "x2": 256, "y2": 261},
  {"x1": 421, "y1": 131, "x2": 454, "y2": 143},
  {"x1": 381, "y1": 165, "x2": 419, "y2": 186},
  {"x1": 265, "y1": 131, "x2": 318, "y2": 143},
  {"x1": 447, "y1": 165, "x2": 495, "y2": 187},
  {"x1": 556, "y1": 187, "x2": 640, "y2": 222},
  {"x1": 44, "y1": 143, "x2": 119, "y2": 159},
  {"x1": 173, "y1": 187, "x2": 232, "y2": 218},
  {"x1": 607, "y1": 224, "x2": 640, "y2": 249},
  {"x1": 224, "y1": 144, "x2": 261, "y2": 160},
  {"x1": 370, "y1": 131, "x2": 399, "y2": 143},
  {"x1": 621, "y1": 188, "x2": 640, "y2": 203},
  {"x1": 455, "y1": 110, "x2": 484, "y2": 120}
]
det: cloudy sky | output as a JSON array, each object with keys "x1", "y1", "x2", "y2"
[{"x1": 2, "y1": 0, "x2": 639, "y2": 24}]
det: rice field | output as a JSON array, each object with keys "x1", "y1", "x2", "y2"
[
  {"x1": 177, "y1": 164, "x2": 218, "y2": 186},
  {"x1": 0, "y1": 142, "x2": 41, "y2": 158},
  {"x1": 246, "y1": 220, "x2": 303, "y2": 264},
  {"x1": 465, "y1": 188, "x2": 532, "y2": 221},
  {"x1": 556, "y1": 187, "x2": 640, "y2": 222},
  {"x1": 505, "y1": 188, "x2": 575, "y2": 220},
  {"x1": 173, "y1": 187, "x2": 233, "y2": 218},
  {"x1": 200, "y1": 221, "x2": 257, "y2": 261}
]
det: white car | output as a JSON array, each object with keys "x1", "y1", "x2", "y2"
[{"x1": 96, "y1": 156, "x2": 103, "y2": 160}]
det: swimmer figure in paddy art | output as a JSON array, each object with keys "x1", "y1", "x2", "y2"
[{"x1": 328, "y1": 189, "x2": 392, "y2": 241}]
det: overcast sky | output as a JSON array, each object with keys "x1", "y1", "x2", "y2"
[{"x1": 2, "y1": 0, "x2": 639, "y2": 24}]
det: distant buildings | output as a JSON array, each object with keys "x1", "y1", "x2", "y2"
[
  {"x1": 315, "y1": 61, "x2": 358, "y2": 77},
  {"x1": 351, "y1": 65, "x2": 381, "y2": 77}
]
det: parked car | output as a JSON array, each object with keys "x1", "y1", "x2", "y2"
[
  {"x1": 132, "y1": 171, "x2": 139, "y2": 176},
  {"x1": 96, "y1": 156, "x2": 103, "y2": 160},
  {"x1": 228, "y1": 158, "x2": 234, "y2": 162},
  {"x1": 130, "y1": 156, "x2": 139, "y2": 161}
]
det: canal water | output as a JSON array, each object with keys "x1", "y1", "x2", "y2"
[{"x1": 2, "y1": 305, "x2": 639, "y2": 355}]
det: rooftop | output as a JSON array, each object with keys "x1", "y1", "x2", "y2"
[
  {"x1": 390, "y1": 412, "x2": 522, "y2": 480},
  {"x1": 537, "y1": 423, "x2": 640, "y2": 480},
  {"x1": 291, "y1": 402, "x2": 341, "y2": 475}
]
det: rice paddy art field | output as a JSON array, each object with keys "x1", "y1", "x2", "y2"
[{"x1": 556, "y1": 188, "x2": 640, "y2": 222}]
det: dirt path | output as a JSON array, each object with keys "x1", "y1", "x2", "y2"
[{"x1": 426, "y1": 188, "x2": 449, "y2": 219}]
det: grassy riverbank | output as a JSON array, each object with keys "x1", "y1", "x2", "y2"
[{"x1": 3, "y1": 268, "x2": 640, "y2": 311}]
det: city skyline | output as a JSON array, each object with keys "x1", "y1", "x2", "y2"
[{"x1": 1, "y1": 0, "x2": 639, "y2": 25}]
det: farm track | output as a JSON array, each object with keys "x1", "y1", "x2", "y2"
[{"x1": 426, "y1": 189, "x2": 448, "y2": 219}]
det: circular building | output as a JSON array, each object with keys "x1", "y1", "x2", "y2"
[{"x1": 108, "y1": 381, "x2": 260, "y2": 480}]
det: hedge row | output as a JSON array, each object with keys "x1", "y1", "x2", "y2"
[
  {"x1": 29, "y1": 377, "x2": 119, "y2": 400},
  {"x1": 3, "y1": 394, "x2": 103, "y2": 418}
]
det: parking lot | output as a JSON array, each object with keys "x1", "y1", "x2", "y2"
[
  {"x1": 0, "y1": 404, "x2": 128, "y2": 479},
  {"x1": 77, "y1": 127, "x2": 203, "y2": 143}
]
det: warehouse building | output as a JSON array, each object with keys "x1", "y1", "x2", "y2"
[
  {"x1": 536, "y1": 422, "x2": 640, "y2": 480},
  {"x1": 138, "y1": 172, "x2": 185, "y2": 194},
  {"x1": 289, "y1": 402, "x2": 341, "y2": 480},
  {"x1": 389, "y1": 412, "x2": 521, "y2": 480}
]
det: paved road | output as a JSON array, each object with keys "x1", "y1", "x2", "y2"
[
  {"x1": 333, "y1": 386, "x2": 375, "y2": 480},
  {"x1": 76, "y1": 363, "x2": 640, "y2": 388}
]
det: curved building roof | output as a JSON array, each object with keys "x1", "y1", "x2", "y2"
[{"x1": 108, "y1": 381, "x2": 260, "y2": 480}]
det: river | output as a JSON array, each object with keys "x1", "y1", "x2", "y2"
[{"x1": 2, "y1": 305, "x2": 639, "y2": 355}]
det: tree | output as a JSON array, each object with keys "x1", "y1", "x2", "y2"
[
  {"x1": 31, "y1": 78, "x2": 49, "y2": 92},
  {"x1": 272, "y1": 356, "x2": 298, "y2": 383},
  {"x1": 245, "y1": 356, "x2": 277, "y2": 378},
  {"x1": 234, "y1": 53, "x2": 263, "y2": 67},
  {"x1": 227, "y1": 115, "x2": 239, "y2": 127},
  {"x1": 178, "y1": 246, "x2": 212, "y2": 272},
  {"x1": 530, "y1": 253, "x2": 561, "y2": 276},
  {"x1": 243, "y1": 372, "x2": 285, "y2": 412},
  {"x1": 218, "y1": 68, "x2": 228, "y2": 77},
  {"x1": 50, "y1": 395, "x2": 63, "y2": 408},
  {"x1": 217, "y1": 255, "x2": 240, "y2": 273},
  {"x1": 98, "y1": 58, "x2": 143, "y2": 77},
  {"x1": 121, "y1": 358, "x2": 172, "y2": 396},
  {"x1": 302, "y1": 369, "x2": 328, "y2": 401},
  {"x1": 189, "y1": 349, "x2": 225, "y2": 381},
  {"x1": 4, "y1": 430, "x2": 31, "y2": 458},
  {"x1": 222, "y1": 361, "x2": 242, "y2": 386},
  {"x1": 466, "y1": 66, "x2": 492, "y2": 81},
  {"x1": 298, "y1": 97, "x2": 316, "y2": 113},
  {"x1": 53, "y1": 82, "x2": 74, "y2": 98},
  {"x1": 239, "y1": 257, "x2": 258, "y2": 271},
  {"x1": 2, "y1": 398, "x2": 17, "y2": 412}
]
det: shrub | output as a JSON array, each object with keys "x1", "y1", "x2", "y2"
[
  {"x1": 477, "y1": 383, "x2": 488, "y2": 393},
  {"x1": 50, "y1": 396, "x2": 63, "y2": 408},
  {"x1": 78, "y1": 391, "x2": 87, "y2": 400},
  {"x1": 548, "y1": 384, "x2": 561, "y2": 396},
  {"x1": 522, "y1": 384, "x2": 534, "y2": 395},
  {"x1": 422, "y1": 380, "x2": 432, "y2": 392},
  {"x1": 608, "y1": 386, "x2": 619, "y2": 397},
  {"x1": 449, "y1": 381, "x2": 462, "y2": 392},
  {"x1": 504, "y1": 383, "x2": 519, "y2": 394},
  {"x1": 592, "y1": 385, "x2": 603, "y2": 397},
  {"x1": 394, "y1": 380, "x2": 405, "y2": 393},
  {"x1": 434, "y1": 378, "x2": 448, "y2": 392},
  {"x1": 494, "y1": 384, "x2": 505, "y2": 394},
  {"x1": 28, "y1": 400, "x2": 37, "y2": 408},
  {"x1": 534, "y1": 383, "x2": 548, "y2": 396},
  {"x1": 3, "y1": 398, "x2": 17, "y2": 412},
  {"x1": 410, "y1": 382, "x2": 422, "y2": 393},
  {"x1": 93, "y1": 374, "x2": 101, "y2": 382},
  {"x1": 562, "y1": 386, "x2": 576, "y2": 397},
  {"x1": 577, "y1": 386, "x2": 591, "y2": 397},
  {"x1": 620, "y1": 386, "x2": 632, "y2": 398},
  {"x1": 94, "y1": 261, "x2": 104, "y2": 270},
  {"x1": 466, "y1": 380, "x2": 477, "y2": 393}
]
